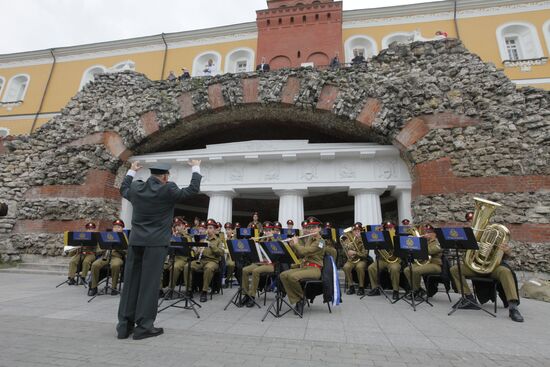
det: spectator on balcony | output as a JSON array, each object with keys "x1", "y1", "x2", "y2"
[
  {"x1": 330, "y1": 52, "x2": 340, "y2": 69},
  {"x1": 179, "y1": 68, "x2": 191, "y2": 80},
  {"x1": 203, "y1": 59, "x2": 217, "y2": 76},
  {"x1": 351, "y1": 50, "x2": 365, "y2": 66},
  {"x1": 256, "y1": 57, "x2": 270, "y2": 72},
  {"x1": 435, "y1": 30, "x2": 448, "y2": 39},
  {"x1": 167, "y1": 71, "x2": 177, "y2": 82}
]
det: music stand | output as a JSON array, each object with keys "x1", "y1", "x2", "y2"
[
  {"x1": 158, "y1": 235, "x2": 189, "y2": 303},
  {"x1": 436, "y1": 227, "x2": 495, "y2": 318},
  {"x1": 56, "y1": 231, "x2": 97, "y2": 288},
  {"x1": 261, "y1": 241, "x2": 300, "y2": 321},
  {"x1": 223, "y1": 239, "x2": 260, "y2": 310},
  {"x1": 393, "y1": 235, "x2": 432, "y2": 310},
  {"x1": 157, "y1": 239, "x2": 207, "y2": 318},
  {"x1": 236, "y1": 227, "x2": 254, "y2": 239},
  {"x1": 88, "y1": 231, "x2": 127, "y2": 302},
  {"x1": 359, "y1": 230, "x2": 393, "y2": 303}
]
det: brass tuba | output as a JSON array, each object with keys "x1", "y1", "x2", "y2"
[
  {"x1": 464, "y1": 197, "x2": 510, "y2": 274},
  {"x1": 377, "y1": 225, "x2": 399, "y2": 264},
  {"x1": 339, "y1": 227, "x2": 362, "y2": 264}
]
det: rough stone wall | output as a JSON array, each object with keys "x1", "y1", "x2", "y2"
[{"x1": 0, "y1": 39, "x2": 548, "y2": 271}]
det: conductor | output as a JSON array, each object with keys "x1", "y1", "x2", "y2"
[{"x1": 116, "y1": 160, "x2": 202, "y2": 340}]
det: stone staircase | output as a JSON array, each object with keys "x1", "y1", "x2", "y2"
[{"x1": 0, "y1": 255, "x2": 68, "y2": 276}]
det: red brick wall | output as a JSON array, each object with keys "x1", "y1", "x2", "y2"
[{"x1": 256, "y1": 1, "x2": 343, "y2": 68}]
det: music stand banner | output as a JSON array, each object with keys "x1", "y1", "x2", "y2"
[
  {"x1": 237, "y1": 227, "x2": 254, "y2": 239},
  {"x1": 99, "y1": 232, "x2": 122, "y2": 243},
  {"x1": 189, "y1": 228, "x2": 200, "y2": 236},
  {"x1": 398, "y1": 225, "x2": 412, "y2": 235},
  {"x1": 364, "y1": 231, "x2": 386, "y2": 243},
  {"x1": 441, "y1": 227, "x2": 468, "y2": 241},
  {"x1": 399, "y1": 236, "x2": 421, "y2": 251}
]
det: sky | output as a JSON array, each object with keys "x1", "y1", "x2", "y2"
[{"x1": 0, "y1": 0, "x2": 441, "y2": 54}]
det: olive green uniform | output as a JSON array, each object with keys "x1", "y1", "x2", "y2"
[
  {"x1": 91, "y1": 249, "x2": 125, "y2": 288},
  {"x1": 404, "y1": 238, "x2": 442, "y2": 291},
  {"x1": 183, "y1": 235, "x2": 224, "y2": 292},
  {"x1": 342, "y1": 236, "x2": 369, "y2": 288},
  {"x1": 223, "y1": 235, "x2": 236, "y2": 284},
  {"x1": 169, "y1": 234, "x2": 193, "y2": 288},
  {"x1": 324, "y1": 238, "x2": 337, "y2": 261},
  {"x1": 280, "y1": 236, "x2": 325, "y2": 305},
  {"x1": 247, "y1": 221, "x2": 263, "y2": 232},
  {"x1": 68, "y1": 246, "x2": 97, "y2": 279},
  {"x1": 368, "y1": 250, "x2": 402, "y2": 291},
  {"x1": 241, "y1": 237, "x2": 274, "y2": 297},
  {"x1": 450, "y1": 256, "x2": 519, "y2": 302}
]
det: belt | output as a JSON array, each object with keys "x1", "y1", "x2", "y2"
[
  {"x1": 82, "y1": 252, "x2": 95, "y2": 255},
  {"x1": 304, "y1": 262, "x2": 322, "y2": 269}
]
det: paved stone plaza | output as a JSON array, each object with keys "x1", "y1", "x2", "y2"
[{"x1": 0, "y1": 272, "x2": 549, "y2": 367}]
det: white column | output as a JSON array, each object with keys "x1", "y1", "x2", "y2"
[
  {"x1": 206, "y1": 191, "x2": 235, "y2": 225},
  {"x1": 275, "y1": 190, "x2": 306, "y2": 229},
  {"x1": 121, "y1": 198, "x2": 133, "y2": 229},
  {"x1": 349, "y1": 188, "x2": 385, "y2": 225},
  {"x1": 394, "y1": 188, "x2": 412, "y2": 223}
]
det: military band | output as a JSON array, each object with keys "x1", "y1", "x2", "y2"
[{"x1": 62, "y1": 202, "x2": 526, "y2": 325}]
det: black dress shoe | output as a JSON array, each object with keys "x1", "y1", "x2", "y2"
[
  {"x1": 356, "y1": 287, "x2": 365, "y2": 296},
  {"x1": 132, "y1": 327, "x2": 164, "y2": 340},
  {"x1": 509, "y1": 309, "x2": 524, "y2": 322},
  {"x1": 295, "y1": 300, "x2": 304, "y2": 315},
  {"x1": 237, "y1": 295, "x2": 249, "y2": 307},
  {"x1": 246, "y1": 296, "x2": 256, "y2": 308},
  {"x1": 67, "y1": 277, "x2": 76, "y2": 285},
  {"x1": 158, "y1": 289, "x2": 165, "y2": 299},
  {"x1": 117, "y1": 325, "x2": 134, "y2": 339},
  {"x1": 88, "y1": 287, "x2": 98, "y2": 296},
  {"x1": 367, "y1": 288, "x2": 381, "y2": 296},
  {"x1": 111, "y1": 289, "x2": 119, "y2": 296},
  {"x1": 199, "y1": 291, "x2": 207, "y2": 302},
  {"x1": 392, "y1": 291, "x2": 399, "y2": 301},
  {"x1": 346, "y1": 286, "x2": 355, "y2": 295}
]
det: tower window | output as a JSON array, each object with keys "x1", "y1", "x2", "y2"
[
  {"x1": 315, "y1": 14, "x2": 319, "y2": 20},
  {"x1": 279, "y1": 18, "x2": 282, "y2": 25},
  {"x1": 303, "y1": 15, "x2": 307, "y2": 23},
  {"x1": 267, "y1": 19, "x2": 270, "y2": 26},
  {"x1": 290, "y1": 17, "x2": 294, "y2": 23},
  {"x1": 327, "y1": 13, "x2": 331, "y2": 19},
  {"x1": 298, "y1": 51, "x2": 301, "y2": 58}
]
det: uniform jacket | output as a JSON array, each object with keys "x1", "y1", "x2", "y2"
[{"x1": 120, "y1": 173, "x2": 202, "y2": 247}]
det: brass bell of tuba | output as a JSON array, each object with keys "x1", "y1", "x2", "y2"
[
  {"x1": 339, "y1": 227, "x2": 362, "y2": 264},
  {"x1": 377, "y1": 225, "x2": 399, "y2": 264},
  {"x1": 464, "y1": 197, "x2": 510, "y2": 275}
]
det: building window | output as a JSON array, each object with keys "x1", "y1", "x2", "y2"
[
  {"x1": 382, "y1": 32, "x2": 415, "y2": 49},
  {"x1": 79, "y1": 65, "x2": 107, "y2": 90},
  {"x1": 0, "y1": 77, "x2": 4, "y2": 99},
  {"x1": 279, "y1": 18, "x2": 282, "y2": 25},
  {"x1": 111, "y1": 60, "x2": 135, "y2": 72},
  {"x1": 497, "y1": 22, "x2": 544, "y2": 62},
  {"x1": 267, "y1": 19, "x2": 271, "y2": 26},
  {"x1": 344, "y1": 35, "x2": 379, "y2": 62},
  {"x1": 2, "y1": 74, "x2": 30, "y2": 103},
  {"x1": 194, "y1": 52, "x2": 222, "y2": 76},
  {"x1": 315, "y1": 14, "x2": 319, "y2": 20},
  {"x1": 225, "y1": 48, "x2": 255, "y2": 74},
  {"x1": 544, "y1": 19, "x2": 550, "y2": 55},
  {"x1": 327, "y1": 13, "x2": 331, "y2": 19},
  {"x1": 505, "y1": 37, "x2": 521, "y2": 60},
  {"x1": 290, "y1": 17, "x2": 294, "y2": 24},
  {"x1": 0, "y1": 127, "x2": 9, "y2": 137}
]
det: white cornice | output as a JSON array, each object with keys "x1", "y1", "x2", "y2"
[
  {"x1": 343, "y1": 1, "x2": 550, "y2": 29},
  {"x1": 512, "y1": 77, "x2": 550, "y2": 84},
  {"x1": 0, "y1": 112, "x2": 59, "y2": 121}
]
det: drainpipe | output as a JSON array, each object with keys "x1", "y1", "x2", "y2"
[
  {"x1": 30, "y1": 48, "x2": 56, "y2": 134},
  {"x1": 453, "y1": 0, "x2": 461, "y2": 40},
  {"x1": 160, "y1": 33, "x2": 168, "y2": 80}
]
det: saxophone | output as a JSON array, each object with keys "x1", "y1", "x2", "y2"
[{"x1": 464, "y1": 197, "x2": 510, "y2": 274}]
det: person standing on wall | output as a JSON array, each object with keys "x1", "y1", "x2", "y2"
[{"x1": 116, "y1": 159, "x2": 202, "y2": 340}]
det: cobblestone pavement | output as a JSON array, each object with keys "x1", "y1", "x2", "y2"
[{"x1": 0, "y1": 273, "x2": 549, "y2": 367}]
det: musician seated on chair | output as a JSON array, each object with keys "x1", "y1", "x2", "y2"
[
  {"x1": 342, "y1": 222, "x2": 369, "y2": 296},
  {"x1": 183, "y1": 219, "x2": 224, "y2": 303},
  {"x1": 404, "y1": 223, "x2": 442, "y2": 302},
  {"x1": 222, "y1": 222, "x2": 236, "y2": 288},
  {"x1": 450, "y1": 211, "x2": 524, "y2": 322},
  {"x1": 162, "y1": 217, "x2": 192, "y2": 295},
  {"x1": 367, "y1": 220, "x2": 402, "y2": 301},
  {"x1": 89, "y1": 219, "x2": 127, "y2": 296},
  {"x1": 280, "y1": 217, "x2": 325, "y2": 315},
  {"x1": 67, "y1": 222, "x2": 98, "y2": 285},
  {"x1": 240, "y1": 221, "x2": 276, "y2": 308}
]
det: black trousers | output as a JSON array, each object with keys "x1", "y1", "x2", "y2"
[{"x1": 117, "y1": 245, "x2": 167, "y2": 337}]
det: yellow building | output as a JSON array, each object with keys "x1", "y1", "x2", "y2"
[{"x1": 0, "y1": 0, "x2": 549, "y2": 136}]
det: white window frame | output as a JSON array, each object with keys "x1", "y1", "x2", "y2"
[
  {"x1": 496, "y1": 22, "x2": 544, "y2": 62},
  {"x1": 79, "y1": 65, "x2": 108, "y2": 90},
  {"x1": 224, "y1": 47, "x2": 255, "y2": 74},
  {"x1": 111, "y1": 60, "x2": 135, "y2": 72},
  {"x1": 0, "y1": 76, "x2": 5, "y2": 99},
  {"x1": 192, "y1": 51, "x2": 222, "y2": 77},
  {"x1": 505, "y1": 36, "x2": 522, "y2": 60},
  {"x1": 344, "y1": 35, "x2": 378, "y2": 63},
  {"x1": 1, "y1": 74, "x2": 30, "y2": 103},
  {"x1": 543, "y1": 19, "x2": 550, "y2": 56},
  {"x1": 382, "y1": 32, "x2": 415, "y2": 49}
]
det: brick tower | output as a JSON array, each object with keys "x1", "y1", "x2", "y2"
[{"x1": 256, "y1": 0, "x2": 343, "y2": 69}]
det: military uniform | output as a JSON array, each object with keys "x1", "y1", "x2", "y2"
[
  {"x1": 342, "y1": 235, "x2": 369, "y2": 293},
  {"x1": 183, "y1": 234, "x2": 224, "y2": 295},
  {"x1": 324, "y1": 238, "x2": 337, "y2": 260},
  {"x1": 68, "y1": 246, "x2": 96, "y2": 280},
  {"x1": 280, "y1": 235, "x2": 325, "y2": 305},
  {"x1": 247, "y1": 220, "x2": 263, "y2": 232},
  {"x1": 223, "y1": 232, "x2": 236, "y2": 286},
  {"x1": 241, "y1": 236, "x2": 275, "y2": 299},
  {"x1": 170, "y1": 234, "x2": 193, "y2": 288},
  {"x1": 404, "y1": 237, "x2": 442, "y2": 291},
  {"x1": 90, "y1": 248, "x2": 125, "y2": 289},
  {"x1": 367, "y1": 256, "x2": 401, "y2": 292}
]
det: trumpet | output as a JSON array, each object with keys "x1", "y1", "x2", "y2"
[{"x1": 280, "y1": 233, "x2": 316, "y2": 243}]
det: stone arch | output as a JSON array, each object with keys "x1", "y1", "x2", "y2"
[
  {"x1": 306, "y1": 52, "x2": 329, "y2": 67},
  {"x1": 270, "y1": 55, "x2": 291, "y2": 69},
  {"x1": 1, "y1": 39, "x2": 549, "y2": 272}
]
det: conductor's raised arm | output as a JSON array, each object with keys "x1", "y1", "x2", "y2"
[
  {"x1": 167, "y1": 160, "x2": 202, "y2": 202},
  {"x1": 120, "y1": 161, "x2": 142, "y2": 200}
]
